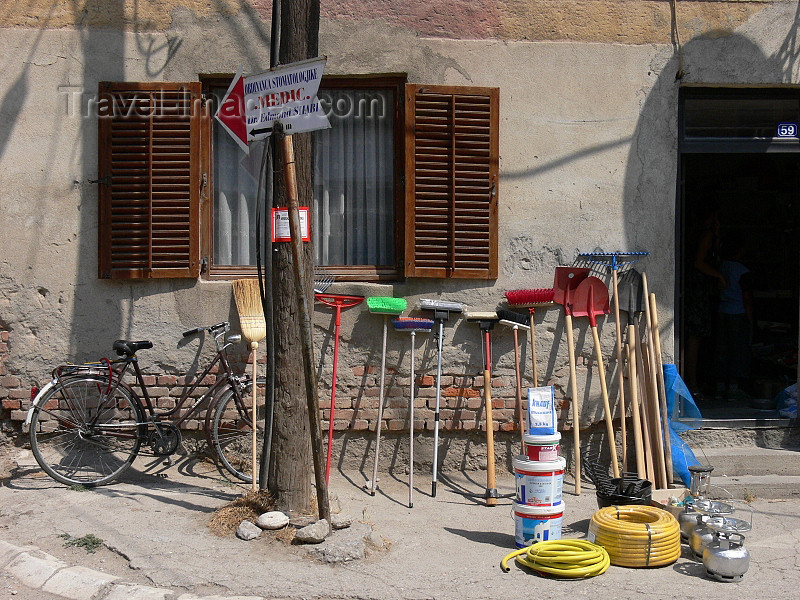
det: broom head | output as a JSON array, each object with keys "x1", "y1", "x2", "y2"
[
  {"x1": 367, "y1": 296, "x2": 407, "y2": 315},
  {"x1": 505, "y1": 288, "x2": 555, "y2": 307},
  {"x1": 232, "y1": 279, "x2": 266, "y2": 344},
  {"x1": 496, "y1": 308, "x2": 531, "y2": 330},
  {"x1": 392, "y1": 317, "x2": 434, "y2": 332}
]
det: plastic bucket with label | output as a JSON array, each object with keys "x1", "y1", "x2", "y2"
[
  {"x1": 512, "y1": 501, "x2": 564, "y2": 548},
  {"x1": 513, "y1": 455, "x2": 565, "y2": 506}
]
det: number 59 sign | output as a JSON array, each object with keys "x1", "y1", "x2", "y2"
[{"x1": 777, "y1": 122, "x2": 798, "y2": 138}]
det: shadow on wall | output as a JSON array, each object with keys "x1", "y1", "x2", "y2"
[
  {"x1": 64, "y1": 0, "x2": 272, "y2": 362},
  {"x1": 621, "y1": 3, "x2": 800, "y2": 365}
]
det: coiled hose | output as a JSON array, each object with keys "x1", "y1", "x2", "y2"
[
  {"x1": 500, "y1": 539, "x2": 610, "y2": 578},
  {"x1": 589, "y1": 505, "x2": 681, "y2": 567}
]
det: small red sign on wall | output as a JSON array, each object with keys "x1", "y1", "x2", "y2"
[{"x1": 272, "y1": 207, "x2": 310, "y2": 242}]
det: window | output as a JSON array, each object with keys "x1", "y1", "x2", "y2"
[
  {"x1": 97, "y1": 82, "x2": 201, "y2": 279},
  {"x1": 98, "y1": 79, "x2": 499, "y2": 281},
  {"x1": 405, "y1": 85, "x2": 499, "y2": 279},
  {"x1": 313, "y1": 77, "x2": 404, "y2": 280}
]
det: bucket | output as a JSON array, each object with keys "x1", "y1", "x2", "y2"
[
  {"x1": 512, "y1": 455, "x2": 565, "y2": 506},
  {"x1": 522, "y1": 432, "x2": 561, "y2": 462},
  {"x1": 512, "y1": 501, "x2": 564, "y2": 548}
]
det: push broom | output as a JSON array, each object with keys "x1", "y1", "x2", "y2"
[
  {"x1": 504, "y1": 288, "x2": 555, "y2": 388},
  {"x1": 466, "y1": 309, "x2": 500, "y2": 507},
  {"x1": 419, "y1": 299, "x2": 464, "y2": 497},
  {"x1": 496, "y1": 308, "x2": 531, "y2": 453},
  {"x1": 392, "y1": 316, "x2": 434, "y2": 508},
  {"x1": 366, "y1": 296, "x2": 407, "y2": 497},
  {"x1": 232, "y1": 278, "x2": 267, "y2": 491}
]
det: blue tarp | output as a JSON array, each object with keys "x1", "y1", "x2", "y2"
[{"x1": 663, "y1": 364, "x2": 702, "y2": 486}]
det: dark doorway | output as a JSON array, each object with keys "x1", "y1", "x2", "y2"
[{"x1": 680, "y1": 153, "x2": 799, "y2": 418}]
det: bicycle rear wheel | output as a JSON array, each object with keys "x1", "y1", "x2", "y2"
[
  {"x1": 211, "y1": 380, "x2": 265, "y2": 483},
  {"x1": 29, "y1": 377, "x2": 145, "y2": 487}
]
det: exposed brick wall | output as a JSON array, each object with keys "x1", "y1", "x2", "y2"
[
  {"x1": 320, "y1": 363, "x2": 569, "y2": 434},
  {"x1": 3, "y1": 338, "x2": 564, "y2": 437}
]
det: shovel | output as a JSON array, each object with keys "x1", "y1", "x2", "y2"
[
  {"x1": 553, "y1": 266, "x2": 590, "y2": 494},
  {"x1": 572, "y1": 276, "x2": 620, "y2": 478}
]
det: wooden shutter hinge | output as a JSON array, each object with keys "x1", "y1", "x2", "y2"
[{"x1": 88, "y1": 176, "x2": 111, "y2": 185}]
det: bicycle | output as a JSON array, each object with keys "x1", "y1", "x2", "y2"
[{"x1": 26, "y1": 322, "x2": 263, "y2": 487}]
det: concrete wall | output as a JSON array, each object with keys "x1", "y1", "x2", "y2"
[{"x1": 2, "y1": 2, "x2": 799, "y2": 457}]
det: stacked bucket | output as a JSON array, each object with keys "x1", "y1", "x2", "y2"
[{"x1": 512, "y1": 387, "x2": 566, "y2": 548}]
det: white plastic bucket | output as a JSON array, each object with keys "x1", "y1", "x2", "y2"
[
  {"x1": 512, "y1": 501, "x2": 564, "y2": 548},
  {"x1": 513, "y1": 455, "x2": 565, "y2": 506},
  {"x1": 523, "y1": 432, "x2": 561, "y2": 462}
]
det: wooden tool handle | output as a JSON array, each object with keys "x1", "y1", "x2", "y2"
[
  {"x1": 484, "y1": 368, "x2": 497, "y2": 506},
  {"x1": 634, "y1": 322, "x2": 655, "y2": 482},
  {"x1": 529, "y1": 309, "x2": 539, "y2": 388},
  {"x1": 251, "y1": 341, "x2": 258, "y2": 492},
  {"x1": 626, "y1": 327, "x2": 646, "y2": 479},
  {"x1": 564, "y1": 314, "x2": 581, "y2": 495},
  {"x1": 642, "y1": 273, "x2": 667, "y2": 489},
  {"x1": 649, "y1": 293, "x2": 673, "y2": 484},
  {"x1": 611, "y1": 270, "x2": 627, "y2": 474},
  {"x1": 591, "y1": 326, "x2": 620, "y2": 478},
  {"x1": 512, "y1": 328, "x2": 524, "y2": 452}
]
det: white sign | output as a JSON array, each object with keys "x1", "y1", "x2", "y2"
[
  {"x1": 245, "y1": 57, "x2": 330, "y2": 140},
  {"x1": 215, "y1": 57, "x2": 331, "y2": 152}
]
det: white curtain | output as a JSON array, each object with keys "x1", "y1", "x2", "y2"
[
  {"x1": 313, "y1": 88, "x2": 394, "y2": 266},
  {"x1": 213, "y1": 127, "x2": 265, "y2": 266}
]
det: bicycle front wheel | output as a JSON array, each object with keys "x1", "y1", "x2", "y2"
[
  {"x1": 211, "y1": 380, "x2": 265, "y2": 483},
  {"x1": 29, "y1": 377, "x2": 145, "y2": 487}
]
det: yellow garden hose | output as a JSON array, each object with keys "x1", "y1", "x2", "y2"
[
  {"x1": 588, "y1": 505, "x2": 681, "y2": 568},
  {"x1": 501, "y1": 539, "x2": 610, "y2": 578}
]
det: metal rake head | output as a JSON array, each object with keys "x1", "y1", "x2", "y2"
[{"x1": 313, "y1": 269, "x2": 335, "y2": 294}]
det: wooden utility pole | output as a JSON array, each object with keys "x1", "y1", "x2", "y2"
[{"x1": 267, "y1": 0, "x2": 329, "y2": 521}]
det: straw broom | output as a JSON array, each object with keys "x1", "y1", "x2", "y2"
[{"x1": 232, "y1": 279, "x2": 266, "y2": 491}]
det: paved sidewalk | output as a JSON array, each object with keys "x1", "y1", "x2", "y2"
[{"x1": 2, "y1": 446, "x2": 800, "y2": 600}]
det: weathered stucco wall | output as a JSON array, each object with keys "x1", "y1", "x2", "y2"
[{"x1": 2, "y1": 2, "x2": 799, "y2": 453}]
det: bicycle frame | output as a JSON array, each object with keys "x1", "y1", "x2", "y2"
[{"x1": 30, "y1": 323, "x2": 251, "y2": 446}]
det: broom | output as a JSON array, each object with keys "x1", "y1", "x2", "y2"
[
  {"x1": 232, "y1": 279, "x2": 266, "y2": 491},
  {"x1": 504, "y1": 288, "x2": 555, "y2": 388}
]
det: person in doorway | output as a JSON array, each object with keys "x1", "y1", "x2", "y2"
[
  {"x1": 714, "y1": 233, "x2": 754, "y2": 401},
  {"x1": 684, "y1": 203, "x2": 725, "y2": 399}
]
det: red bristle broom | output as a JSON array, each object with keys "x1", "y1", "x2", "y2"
[{"x1": 504, "y1": 288, "x2": 555, "y2": 388}]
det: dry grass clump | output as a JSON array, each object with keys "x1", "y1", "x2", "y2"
[{"x1": 207, "y1": 489, "x2": 275, "y2": 536}]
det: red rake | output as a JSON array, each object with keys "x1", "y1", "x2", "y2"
[{"x1": 315, "y1": 294, "x2": 364, "y2": 484}]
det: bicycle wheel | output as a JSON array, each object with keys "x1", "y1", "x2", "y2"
[
  {"x1": 211, "y1": 380, "x2": 265, "y2": 482},
  {"x1": 29, "y1": 377, "x2": 145, "y2": 486}
]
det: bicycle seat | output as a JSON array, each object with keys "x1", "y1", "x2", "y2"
[{"x1": 113, "y1": 340, "x2": 154, "y2": 357}]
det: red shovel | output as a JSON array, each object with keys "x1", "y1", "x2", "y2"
[
  {"x1": 315, "y1": 293, "x2": 364, "y2": 484},
  {"x1": 572, "y1": 276, "x2": 620, "y2": 478},
  {"x1": 553, "y1": 267, "x2": 590, "y2": 494}
]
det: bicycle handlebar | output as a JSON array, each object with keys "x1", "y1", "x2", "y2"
[{"x1": 182, "y1": 322, "x2": 230, "y2": 339}]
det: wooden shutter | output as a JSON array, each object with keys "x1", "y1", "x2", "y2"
[
  {"x1": 98, "y1": 82, "x2": 201, "y2": 279},
  {"x1": 404, "y1": 84, "x2": 498, "y2": 279}
]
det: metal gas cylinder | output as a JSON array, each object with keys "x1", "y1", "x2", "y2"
[
  {"x1": 688, "y1": 501, "x2": 735, "y2": 558},
  {"x1": 678, "y1": 502, "x2": 705, "y2": 540},
  {"x1": 702, "y1": 518, "x2": 752, "y2": 583}
]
